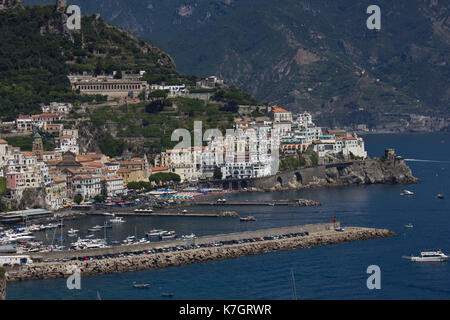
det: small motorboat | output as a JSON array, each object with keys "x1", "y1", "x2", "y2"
[
  {"x1": 133, "y1": 282, "x2": 150, "y2": 288},
  {"x1": 400, "y1": 190, "x2": 414, "y2": 196},
  {"x1": 436, "y1": 194, "x2": 445, "y2": 199},
  {"x1": 404, "y1": 223, "x2": 414, "y2": 228},
  {"x1": 68, "y1": 228, "x2": 78, "y2": 234},
  {"x1": 240, "y1": 216, "x2": 256, "y2": 222},
  {"x1": 161, "y1": 293, "x2": 174, "y2": 297},
  {"x1": 88, "y1": 225, "x2": 102, "y2": 232},
  {"x1": 182, "y1": 233, "x2": 196, "y2": 240}
]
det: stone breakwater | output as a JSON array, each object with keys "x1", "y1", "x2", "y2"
[{"x1": 6, "y1": 227, "x2": 394, "y2": 282}]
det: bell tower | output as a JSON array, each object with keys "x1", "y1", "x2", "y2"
[{"x1": 32, "y1": 133, "x2": 44, "y2": 160}]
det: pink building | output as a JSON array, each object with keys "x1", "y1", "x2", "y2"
[{"x1": 6, "y1": 172, "x2": 23, "y2": 190}]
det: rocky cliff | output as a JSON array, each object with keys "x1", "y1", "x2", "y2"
[{"x1": 252, "y1": 154, "x2": 419, "y2": 192}]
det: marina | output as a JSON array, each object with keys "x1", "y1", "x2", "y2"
[{"x1": 3, "y1": 223, "x2": 394, "y2": 282}]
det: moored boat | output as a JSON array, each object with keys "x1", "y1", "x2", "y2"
[
  {"x1": 109, "y1": 217, "x2": 125, "y2": 224},
  {"x1": 240, "y1": 216, "x2": 256, "y2": 222},
  {"x1": 160, "y1": 231, "x2": 176, "y2": 240}
]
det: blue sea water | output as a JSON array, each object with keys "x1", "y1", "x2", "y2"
[{"x1": 6, "y1": 133, "x2": 450, "y2": 300}]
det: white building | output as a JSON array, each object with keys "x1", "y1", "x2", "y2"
[
  {"x1": 150, "y1": 84, "x2": 187, "y2": 97},
  {"x1": 102, "y1": 176, "x2": 126, "y2": 198},
  {"x1": 72, "y1": 175, "x2": 101, "y2": 199},
  {"x1": 41, "y1": 102, "x2": 73, "y2": 114}
]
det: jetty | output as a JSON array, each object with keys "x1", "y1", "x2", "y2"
[
  {"x1": 88, "y1": 211, "x2": 239, "y2": 218},
  {"x1": 187, "y1": 199, "x2": 322, "y2": 207},
  {"x1": 4, "y1": 223, "x2": 395, "y2": 282}
]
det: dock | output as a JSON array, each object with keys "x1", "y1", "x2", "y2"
[
  {"x1": 88, "y1": 211, "x2": 239, "y2": 218},
  {"x1": 5, "y1": 223, "x2": 395, "y2": 282},
  {"x1": 187, "y1": 199, "x2": 322, "y2": 207}
]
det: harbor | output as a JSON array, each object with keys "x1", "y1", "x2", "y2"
[{"x1": 3, "y1": 223, "x2": 395, "y2": 282}]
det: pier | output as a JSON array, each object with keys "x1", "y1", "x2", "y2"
[
  {"x1": 87, "y1": 211, "x2": 240, "y2": 218},
  {"x1": 186, "y1": 199, "x2": 322, "y2": 207},
  {"x1": 4, "y1": 223, "x2": 395, "y2": 282}
]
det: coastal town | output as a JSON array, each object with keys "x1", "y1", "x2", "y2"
[
  {"x1": 0, "y1": 73, "x2": 368, "y2": 213},
  {"x1": 2, "y1": 1, "x2": 442, "y2": 303}
]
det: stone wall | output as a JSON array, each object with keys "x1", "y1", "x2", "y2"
[{"x1": 6, "y1": 227, "x2": 395, "y2": 282}]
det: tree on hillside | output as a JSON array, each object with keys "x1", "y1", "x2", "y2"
[
  {"x1": 74, "y1": 194, "x2": 83, "y2": 205},
  {"x1": 113, "y1": 70, "x2": 123, "y2": 79},
  {"x1": 149, "y1": 172, "x2": 181, "y2": 184},
  {"x1": 213, "y1": 166, "x2": 222, "y2": 180}
]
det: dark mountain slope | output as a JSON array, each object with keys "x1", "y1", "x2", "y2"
[{"x1": 24, "y1": 0, "x2": 449, "y2": 127}]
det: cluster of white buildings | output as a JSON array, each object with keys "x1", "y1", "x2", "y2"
[
  {"x1": 156, "y1": 105, "x2": 367, "y2": 181},
  {"x1": 1, "y1": 116, "x2": 154, "y2": 209}
]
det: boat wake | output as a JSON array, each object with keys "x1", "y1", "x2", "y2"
[{"x1": 404, "y1": 159, "x2": 450, "y2": 163}]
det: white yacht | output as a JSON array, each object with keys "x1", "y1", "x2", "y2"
[
  {"x1": 109, "y1": 216, "x2": 125, "y2": 224},
  {"x1": 405, "y1": 250, "x2": 448, "y2": 262},
  {"x1": 182, "y1": 233, "x2": 196, "y2": 241},
  {"x1": 146, "y1": 229, "x2": 164, "y2": 237},
  {"x1": 160, "y1": 231, "x2": 176, "y2": 240}
]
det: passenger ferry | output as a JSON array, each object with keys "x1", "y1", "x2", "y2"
[{"x1": 405, "y1": 250, "x2": 448, "y2": 262}]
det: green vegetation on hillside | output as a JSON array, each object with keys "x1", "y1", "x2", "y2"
[
  {"x1": 88, "y1": 96, "x2": 238, "y2": 153},
  {"x1": 0, "y1": 4, "x2": 193, "y2": 120},
  {"x1": 5, "y1": 135, "x2": 54, "y2": 151},
  {"x1": 98, "y1": 133, "x2": 125, "y2": 157},
  {"x1": 0, "y1": 177, "x2": 7, "y2": 196}
]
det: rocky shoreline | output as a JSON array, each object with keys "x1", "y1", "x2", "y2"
[{"x1": 5, "y1": 227, "x2": 394, "y2": 282}]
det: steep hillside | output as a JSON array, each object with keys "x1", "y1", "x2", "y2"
[
  {"x1": 25, "y1": 0, "x2": 450, "y2": 127},
  {"x1": 0, "y1": 3, "x2": 191, "y2": 120}
]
